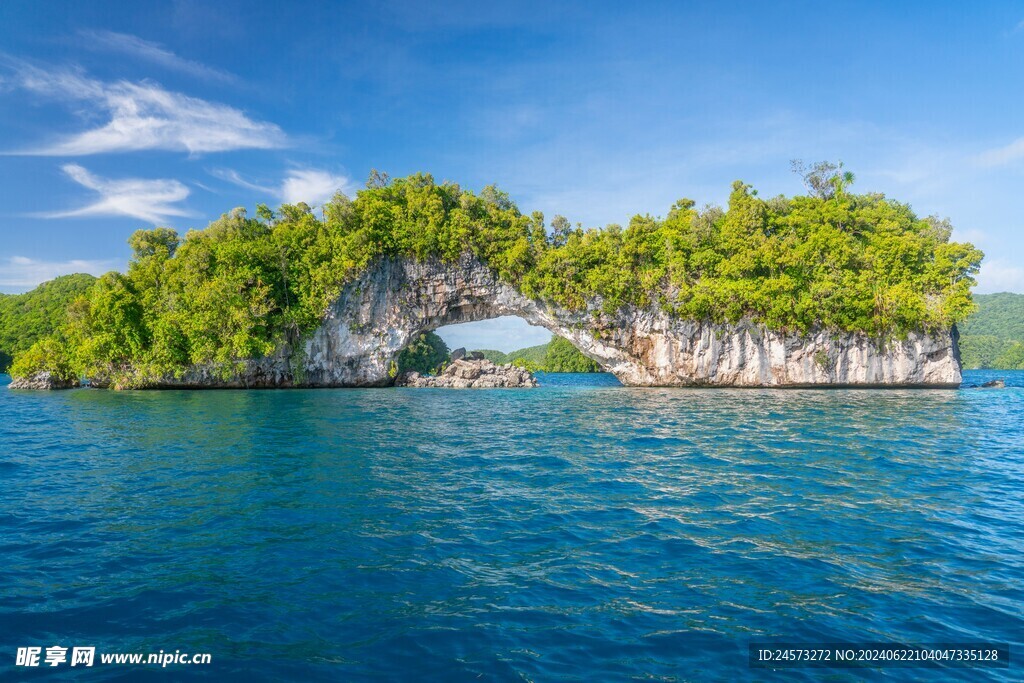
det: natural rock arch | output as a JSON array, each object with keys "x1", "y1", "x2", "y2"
[
  {"x1": 301, "y1": 252, "x2": 613, "y2": 386},
  {"x1": 159, "y1": 252, "x2": 960, "y2": 388},
  {"x1": 290, "y1": 253, "x2": 961, "y2": 388}
]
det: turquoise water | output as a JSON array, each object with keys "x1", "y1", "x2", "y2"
[{"x1": 1, "y1": 371, "x2": 1022, "y2": 680}]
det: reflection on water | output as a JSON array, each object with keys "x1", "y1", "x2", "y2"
[{"x1": 1, "y1": 372, "x2": 1022, "y2": 680}]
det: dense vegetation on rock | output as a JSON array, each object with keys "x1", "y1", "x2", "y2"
[
  {"x1": 474, "y1": 337, "x2": 602, "y2": 373},
  {"x1": 0, "y1": 274, "x2": 96, "y2": 372},
  {"x1": 959, "y1": 293, "x2": 1024, "y2": 369},
  {"x1": 397, "y1": 331, "x2": 450, "y2": 375},
  {"x1": 9, "y1": 167, "x2": 982, "y2": 386}
]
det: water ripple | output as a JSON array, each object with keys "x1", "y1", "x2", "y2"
[{"x1": 0, "y1": 371, "x2": 1022, "y2": 680}]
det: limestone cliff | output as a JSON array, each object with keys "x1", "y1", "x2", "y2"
[{"x1": 139, "y1": 252, "x2": 962, "y2": 389}]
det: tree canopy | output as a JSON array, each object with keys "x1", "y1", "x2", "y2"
[
  {"x1": 473, "y1": 337, "x2": 601, "y2": 373},
  {"x1": 958, "y1": 292, "x2": 1024, "y2": 369},
  {"x1": 397, "y1": 332, "x2": 449, "y2": 375},
  {"x1": 543, "y1": 337, "x2": 602, "y2": 372},
  {"x1": 0, "y1": 273, "x2": 96, "y2": 373},
  {"x1": 9, "y1": 167, "x2": 983, "y2": 387}
]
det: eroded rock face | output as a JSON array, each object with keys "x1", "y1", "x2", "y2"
[
  {"x1": 396, "y1": 359, "x2": 537, "y2": 388},
  {"x1": 141, "y1": 349, "x2": 297, "y2": 389},
  {"x1": 88, "y1": 252, "x2": 961, "y2": 389},
  {"x1": 8, "y1": 371, "x2": 78, "y2": 390},
  {"x1": 589, "y1": 314, "x2": 962, "y2": 387},
  {"x1": 299, "y1": 253, "x2": 961, "y2": 388},
  {"x1": 300, "y1": 253, "x2": 545, "y2": 386}
]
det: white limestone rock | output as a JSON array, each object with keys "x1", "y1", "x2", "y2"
[
  {"x1": 300, "y1": 253, "x2": 961, "y2": 388},
  {"x1": 396, "y1": 359, "x2": 537, "y2": 388},
  {"x1": 8, "y1": 371, "x2": 78, "y2": 390},
  {"x1": 79, "y1": 252, "x2": 961, "y2": 389}
]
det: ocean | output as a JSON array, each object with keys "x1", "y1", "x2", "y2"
[{"x1": 1, "y1": 370, "x2": 1022, "y2": 680}]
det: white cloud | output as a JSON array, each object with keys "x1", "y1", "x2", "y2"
[
  {"x1": 210, "y1": 168, "x2": 275, "y2": 196},
  {"x1": 0, "y1": 255, "x2": 119, "y2": 291},
  {"x1": 47, "y1": 164, "x2": 195, "y2": 224},
  {"x1": 79, "y1": 30, "x2": 235, "y2": 83},
  {"x1": 280, "y1": 169, "x2": 353, "y2": 205},
  {"x1": 953, "y1": 227, "x2": 987, "y2": 245},
  {"x1": 435, "y1": 316, "x2": 553, "y2": 353},
  {"x1": 5, "y1": 61, "x2": 284, "y2": 155},
  {"x1": 973, "y1": 137, "x2": 1024, "y2": 167},
  {"x1": 976, "y1": 258, "x2": 1024, "y2": 294},
  {"x1": 213, "y1": 167, "x2": 354, "y2": 206}
]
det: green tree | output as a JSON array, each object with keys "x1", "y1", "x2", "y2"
[
  {"x1": 9, "y1": 336, "x2": 76, "y2": 383},
  {"x1": 65, "y1": 272, "x2": 149, "y2": 383},
  {"x1": 550, "y1": 214, "x2": 572, "y2": 247},
  {"x1": 544, "y1": 336, "x2": 601, "y2": 372},
  {"x1": 504, "y1": 342, "x2": 550, "y2": 368},
  {"x1": 397, "y1": 331, "x2": 449, "y2": 374},
  {"x1": 791, "y1": 159, "x2": 842, "y2": 199},
  {"x1": 6, "y1": 168, "x2": 984, "y2": 386},
  {"x1": 0, "y1": 273, "x2": 96, "y2": 372},
  {"x1": 959, "y1": 292, "x2": 1024, "y2": 368},
  {"x1": 995, "y1": 342, "x2": 1024, "y2": 369}
]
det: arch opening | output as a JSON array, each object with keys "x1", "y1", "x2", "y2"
[
  {"x1": 397, "y1": 314, "x2": 608, "y2": 378},
  {"x1": 300, "y1": 254, "x2": 639, "y2": 387}
]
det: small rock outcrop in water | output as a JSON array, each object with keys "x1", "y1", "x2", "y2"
[
  {"x1": 981, "y1": 379, "x2": 1006, "y2": 388},
  {"x1": 8, "y1": 371, "x2": 77, "y2": 390},
  {"x1": 396, "y1": 359, "x2": 537, "y2": 388}
]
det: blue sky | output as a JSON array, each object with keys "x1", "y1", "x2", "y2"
[{"x1": 2, "y1": 1, "x2": 1023, "y2": 351}]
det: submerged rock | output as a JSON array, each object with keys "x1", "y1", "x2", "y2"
[
  {"x1": 8, "y1": 371, "x2": 78, "y2": 390},
  {"x1": 981, "y1": 379, "x2": 1006, "y2": 388},
  {"x1": 396, "y1": 359, "x2": 537, "y2": 388}
]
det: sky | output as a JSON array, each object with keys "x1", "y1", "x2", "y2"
[{"x1": 1, "y1": 1, "x2": 1023, "y2": 351}]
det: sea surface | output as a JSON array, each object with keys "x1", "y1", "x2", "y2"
[{"x1": 1, "y1": 370, "x2": 1022, "y2": 681}]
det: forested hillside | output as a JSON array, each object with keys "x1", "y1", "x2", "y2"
[
  {"x1": 475, "y1": 343, "x2": 549, "y2": 368},
  {"x1": 959, "y1": 292, "x2": 1024, "y2": 369},
  {"x1": 0, "y1": 274, "x2": 97, "y2": 372},
  {"x1": 474, "y1": 337, "x2": 601, "y2": 372}
]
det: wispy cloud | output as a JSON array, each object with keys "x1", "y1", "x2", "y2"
[
  {"x1": 977, "y1": 258, "x2": 1024, "y2": 294},
  {"x1": 210, "y1": 168, "x2": 276, "y2": 196},
  {"x1": 973, "y1": 137, "x2": 1024, "y2": 167},
  {"x1": 47, "y1": 164, "x2": 195, "y2": 224},
  {"x1": 212, "y1": 167, "x2": 354, "y2": 206},
  {"x1": 279, "y1": 169, "x2": 354, "y2": 205},
  {"x1": 79, "y1": 29, "x2": 235, "y2": 83},
  {"x1": 0, "y1": 255, "x2": 119, "y2": 291},
  {"x1": 4, "y1": 60, "x2": 285, "y2": 155}
]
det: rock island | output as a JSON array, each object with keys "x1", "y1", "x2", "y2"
[{"x1": 8, "y1": 168, "x2": 982, "y2": 390}]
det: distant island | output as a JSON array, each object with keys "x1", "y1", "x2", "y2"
[
  {"x1": 958, "y1": 293, "x2": 1024, "y2": 369},
  {"x1": 393, "y1": 331, "x2": 601, "y2": 376},
  {"x1": 0, "y1": 273, "x2": 96, "y2": 373},
  {"x1": 471, "y1": 337, "x2": 602, "y2": 373},
  {"x1": 4, "y1": 165, "x2": 984, "y2": 389}
]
